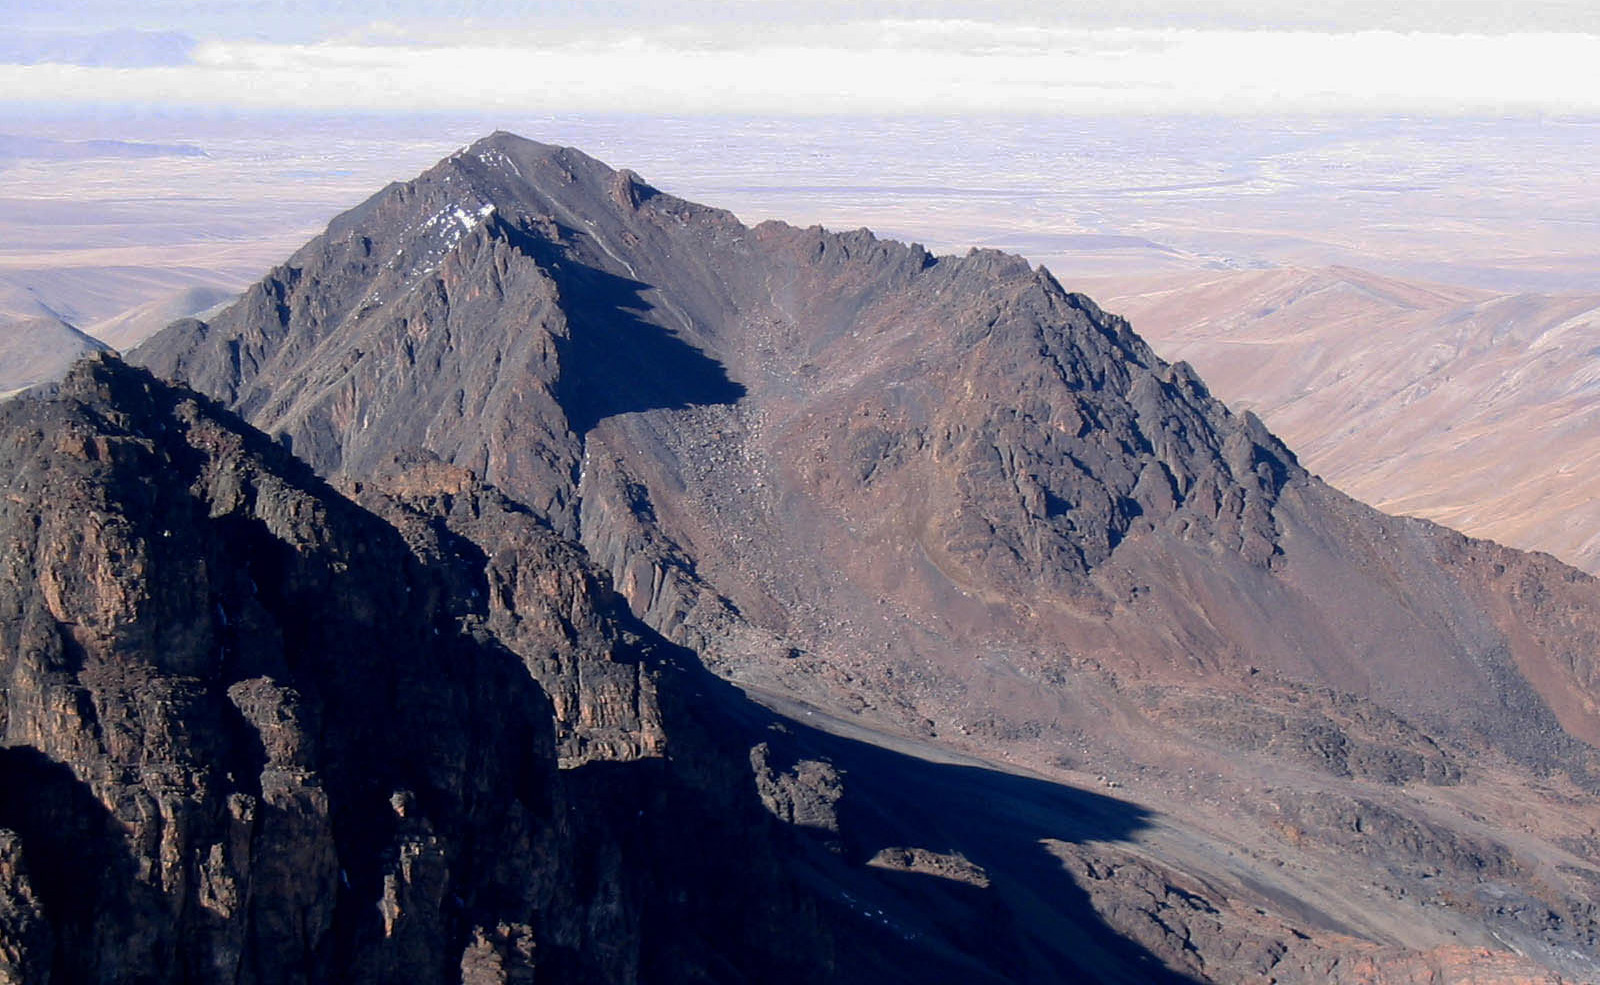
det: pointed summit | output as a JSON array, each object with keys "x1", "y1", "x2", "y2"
[{"x1": 134, "y1": 132, "x2": 745, "y2": 538}]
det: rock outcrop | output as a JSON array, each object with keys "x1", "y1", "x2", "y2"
[{"x1": 0, "y1": 355, "x2": 834, "y2": 983}]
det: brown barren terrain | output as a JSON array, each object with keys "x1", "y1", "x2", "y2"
[{"x1": 1088, "y1": 266, "x2": 1600, "y2": 571}]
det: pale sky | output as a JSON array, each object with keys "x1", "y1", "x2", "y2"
[{"x1": 4, "y1": 2, "x2": 1599, "y2": 115}]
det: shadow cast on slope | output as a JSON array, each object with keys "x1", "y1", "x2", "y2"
[
  {"x1": 0, "y1": 746, "x2": 146, "y2": 980},
  {"x1": 5, "y1": 359, "x2": 1200, "y2": 983},
  {"x1": 497, "y1": 219, "x2": 745, "y2": 434},
  {"x1": 595, "y1": 626, "x2": 1206, "y2": 985},
  {"x1": 827, "y1": 737, "x2": 1192, "y2": 984}
]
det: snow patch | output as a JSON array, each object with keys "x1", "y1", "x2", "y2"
[{"x1": 477, "y1": 146, "x2": 523, "y2": 179}]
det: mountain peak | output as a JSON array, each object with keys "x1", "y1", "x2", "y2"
[
  {"x1": 450, "y1": 130, "x2": 623, "y2": 201},
  {"x1": 471, "y1": 128, "x2": 554, "y2": 152},
  {"x1": 88, "y1": 134, "x2": 1600, "y2": 981},
  {"x1": 464, "y1": 128, "x2": 599, "y2": 164}
]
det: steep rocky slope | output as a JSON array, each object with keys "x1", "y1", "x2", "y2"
[
  {"x1": 0, "y1": 355, "x2": 844, "y2": 983},
  {"x1": 134, "y1": 133, "x2": 1600, "y2": 761},
  {"x1": 118, "y1": 133, "x2": 1600, "y2": 980}
]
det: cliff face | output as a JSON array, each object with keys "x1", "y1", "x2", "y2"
[{"x1": 0, "y1": 355, "x2": 833, "y2": 984}]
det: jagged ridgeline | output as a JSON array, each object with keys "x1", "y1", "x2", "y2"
[{"x1": 3, "y1": 132, "x2": 1599, "y2": 981}]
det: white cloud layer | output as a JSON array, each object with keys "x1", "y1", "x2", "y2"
[{"x1": 5, "y1": 21, "x2": 1599, "y2": 115}]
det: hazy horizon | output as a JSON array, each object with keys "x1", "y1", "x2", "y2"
[
  {"x1": 4, "y1": 110, "x2": 1596, "y2": 311},
  {"x1": 4, "y1": 1, "x2": 1599, "y2": 116}
]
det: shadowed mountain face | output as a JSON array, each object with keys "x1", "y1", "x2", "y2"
[{"x1": 82, "y1": 131, "x2": 1600, "y2": 980}]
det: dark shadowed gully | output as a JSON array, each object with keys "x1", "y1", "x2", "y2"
[{"x1": 1, "y1": 131, "x2": 1596, "y2": 981}]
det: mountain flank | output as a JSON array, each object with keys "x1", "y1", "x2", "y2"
[
  {"x1": 0, "y1": 280, "x2": 231, "y2": 397},
  {"x1": 1, "y1": 353, "x2": 1348, "y2": 983}
]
